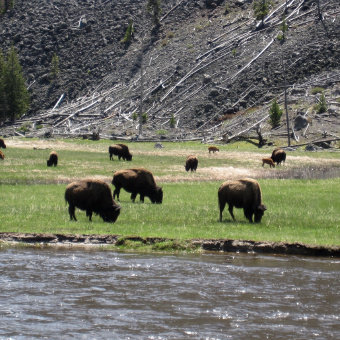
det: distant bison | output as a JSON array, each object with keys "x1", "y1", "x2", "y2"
[
  {"x1": 109, "y1": 144, "x2": 132, "y2": 161},
  {"x1": 112, "y1": 168, "x2": 163, "y2": 203},
  {"x1": 262, "y1": 158, "x2": 275, "y2": 168},
  {"x1": 0, "y1": 138, "x2": 6, "y2": 148},
  {"x1": 271, "y1": 148, "x2": 286, "y2": 165},
  {"x1": 65, "y1": 179, "x2": 121, "y2": 222},
  {"x1": 47, "y1": 151, "x2": 58, "y2": 167},
  {"x1": 185, "y1": 155, "x2": 198, "y2": 172},
  {"x1": 208, "y1": 146, "x2": 219, "y2": 153},
  {"x1": 218, "y1": 178, "x2": 267, "y2": 223},
  {"x1": 0, "y1": 150, "x2": 4, "y2": 160}
]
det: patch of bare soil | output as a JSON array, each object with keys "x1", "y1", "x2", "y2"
[{"x1": 0, "y1": 233, "x2": 339, "y2": 257}]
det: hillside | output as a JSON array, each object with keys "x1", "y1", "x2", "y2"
[{"x1": 0, "y1": 0, "x2": 339, "y2": 146}]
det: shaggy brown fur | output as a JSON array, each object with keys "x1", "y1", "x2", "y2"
[
  {"x1": 208, "y1": 146, "x2": 219, "y2": 153},
  {"x1": 109, "y1": 144, "x2": 132, "y2": 161},
  {"x1": 112, "y1": 168, "x2": 163, "y2": 203},
  {"x1": 47, "y1": 151, "x2": 58, "y2": 167},
  {"x1": 271, "y1": 148, "x2": 286, "y2": 165},
  {"x1": 218, "y1": 178, "x2": 267, "y2": 223},
  {"x1": 0, "y1": 150, "x2": 4, "y2": 160},
  {"x1": 0, "y1": 138, "x2": 6, "y2": 148},
  {"x1": 262, "y1": 158, "x2": 275, "y2": 168},
  {"x1": 185, "y1": 155, "x2": 198, "y2": 172},
  {"x1": 65, "y1": 179, "x2": 121, "y2": 222}
]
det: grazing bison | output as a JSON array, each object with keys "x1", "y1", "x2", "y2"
[
  {"x1": 185, "y1": 155, "x2": 198, "y2": 172},
  {"x1": 271, "y1": 148, "x2": 286, "y2": 165},
  {"x1": 218, "y1": 178, "x2": 267, "y2": 223},
  {"x1": 208, "y1": 146, "x2": 219, "y2": 153},
  {"x1": 0, "y1": 150, "x2": 4, "y2": 160},
  {"x1": 262, "y1": 158, "x2": 275, "y2": 168},
  {"x1": 112, "y1": 168, "x2": 163, "y2": 203},
  {"x1": 0, "y1": 138, "x2": 6, "y2": 148},
  {"x1": 47, "y1": 151, "x2": 58, "y2": 167},
  {"x1": 65, "y1": 179, "x2": 121, "y2": 222},
  {"x1": 109, "y1": 144, "x2": 132, "y2": 161}
]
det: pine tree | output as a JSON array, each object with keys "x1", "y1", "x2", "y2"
[
  {"x1": 147, "y1": 0, "x2": 162, "y2": 26},
  {"x1": 253, "y1": 0, "x2": 272, "y2": 27},
  {"x1": 2, "y1": 45, "x2": 30, "y2": 121},
  {"x1": 50, "y1": 52, "x2": 60, "y2": 81},
  {"x1": 269, "y1": 98, "x2": 283, "y2": 128},
  {"x1": 0, "y1": 48, "x2": 6, "y2": 124}
]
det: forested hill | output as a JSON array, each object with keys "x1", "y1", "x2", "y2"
[{"x1": 0, "y1": 0, "x2": 339, "y2": 140}]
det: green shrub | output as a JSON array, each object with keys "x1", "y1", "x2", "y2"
[
  {"x1": 156, "y1": 129, "x2": 168, "y2": 135},
  {"x1": 311, "y1": 87, "x2": 325, "y2": 94},
  {"x1": 315, "y1": 93, "x2": 327, "y2": 114},
  {"x1": 142, "y1": 113, "x2": 147, "y2": 123}
]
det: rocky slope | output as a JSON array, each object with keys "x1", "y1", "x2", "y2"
[{"x1": 0, "y1": 0, "x2": 339, "y2": 142}]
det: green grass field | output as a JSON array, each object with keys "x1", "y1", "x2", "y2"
[{"x1": 0, "y1": 138, "x2": 339, "y2": 247}]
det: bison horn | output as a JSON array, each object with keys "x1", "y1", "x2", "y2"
[{"x1": 258, "y1": 204, "x2": 267, "y2": 211}]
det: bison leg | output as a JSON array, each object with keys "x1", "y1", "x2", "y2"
[
  {"x1": 219, "y1": 202, "x2": 226, "y2": 222},
  {"x1": 130, "y1": 193, "x2": 137, "y2": 203},
  {"x1": 68, "y1": 205, "x2": 77, "y2": 221},
  {"x1": 228, "y1": 204, "x2": 236, "y2": 221},
  {"x1": 113, "y1": 187, "x2": 120, "y2": 201},
  {"x1": 86, "y1": 209, "x2": 93, "y2": 221},
  {"x1": 244, "y1": 208, "x2": 253, "y2": 223},
  {"x1": 139, "y1": 194, "x2": 145, "y2": 203}
]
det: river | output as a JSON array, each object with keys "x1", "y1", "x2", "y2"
[{"x1": 0, "y1": 246, "x2": 339, "y2": 339}]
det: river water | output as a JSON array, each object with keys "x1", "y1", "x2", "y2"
[{"x1": 0, "y1": 246, "x2": 339, "y2": 339}]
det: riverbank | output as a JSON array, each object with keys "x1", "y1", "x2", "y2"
[{"x1": 1, "y1": 232, "x2": 339, "y2": 257}]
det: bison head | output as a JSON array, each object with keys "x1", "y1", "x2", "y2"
[
  {"x1": 126, "y1": 154, "x2": 132, "y2": 161},
  {"x1": 99, "y1": 204, "x2": 121, "y2": 223},
  {"x1": 152, "y1": 186, "x2": 163, "y2": 204},
  {"x1": 254, "y1": 204, "x2": 267, "y2": 223},
  {"x1": 47, "y1": 159, "x2": 52, "y2": 166}
]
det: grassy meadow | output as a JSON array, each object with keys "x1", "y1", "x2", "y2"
[{"x1": 0, "y1": 138, "x2": 339, "y2": 247}]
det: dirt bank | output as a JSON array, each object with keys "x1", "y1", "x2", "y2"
[{"x1": 1, "y1": 232, "x2": 339, "y2": 258}]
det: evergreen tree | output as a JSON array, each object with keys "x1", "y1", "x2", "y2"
[
  {"x1": 50, "y1": 52, "x2": 60, "y2": 81},
  {"x1": 269, "y1": 98, "x2": 283, "y2": 128},
  {"x1": 147, "y1": 0, "x2": 162, "y2": 26},
  {"x1": 253, "y1": 0, "x2": 272, "y2": 27},
  {"x1": 316, "y1": 93, "x2": 327, "y2": 114},
  {"x1": 0, "y1": 48, "x2": 6, "y2": 124},
  {"x1": 121, "y1": 19, "x2": 134, "y2": 44},
  {"x1": 2, "y1": 45, "x2": 30, "y2": 121},
  {"x1": 0, "y1": 0, "x2": 15, "y2": 15},
  {"x1": 278, "y1": 15, "x2": 288, "y2": 41}
]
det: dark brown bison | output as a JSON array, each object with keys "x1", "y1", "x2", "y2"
[
  {"x1": 109, "y1": 144, "x2": 132, "y2": 161},
  {"x1": 0, "y1": 150, "x2": 4, "y2": 160},
  {"x1": 208, "y1": 146, "x2": 219, "y2": 153},
  {"x1": 47, "y1": 151, "x2": 58, "y2": 167},
  {"x1": 0, "y1": 138, "x2": 6, "y2": 148},
  {"x1": 65, "y1": 179, "x2": 121, "y2": 222},
  {"x1": 271, "y1": 148, "x2": 286, "y2": 165},
  {"x1": 112, "y1": 168, "x2": 163, "y2": 203},
  {"x1": 185, "y1": 155, "x2": 198, "y2": 172},
  {"x1": 218, "y1": 178, "x2": 267, "y2": 223}
]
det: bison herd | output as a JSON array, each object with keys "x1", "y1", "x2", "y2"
[{"x1": 0, "y1": 138, "x2": 288, "y2": 224}]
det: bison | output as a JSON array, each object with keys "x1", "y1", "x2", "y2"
[
  {"x1": 271, "y1": 148, "x2": 286, "y2": 165},
  {"x1": 185, "y1": 155, "x2": 198, "y2": 172},
  {"x1": 0, "y1": 138, "x2": 6, "y2": 148},
  {"x1": 47, "y1": 151, "x2": 58, "y2": 167},
  {"x1": 112, "y1": 168, "x2": 163, "y2": 203},
  {"x1": 109, "y1": 144, "x2": 132, "y2": 161},
  {"x1": 218, "y1": 178, "x2": 267, "y2": 223},
  {"x1": 208, "y1": 146, "x2": 219, "y2": 153},
  {"x1": 65, "y1": 179, "x2": 121, "y2": 222},
  {"x1": 0, "y1": 150, "x2": 4, "y2": 160},
  {"x1": 262, "y1": 158, "x2": 275, "y2": 168}
]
